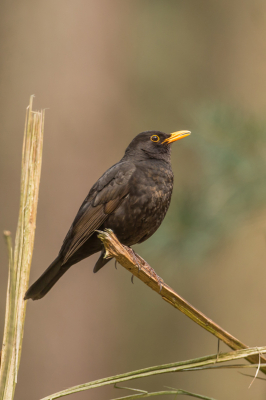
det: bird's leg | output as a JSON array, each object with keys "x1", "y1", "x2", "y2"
[
  {"x1": 114, "y1": 259, "x2": 118, "y2": 269},
  {"x1": 131, "y1": 274, "x2": 134, "y2": 284}
]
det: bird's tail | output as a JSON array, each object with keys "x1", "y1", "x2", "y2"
[{"x1": 24, "y1": 256, "x2": 70, "y2": 301}]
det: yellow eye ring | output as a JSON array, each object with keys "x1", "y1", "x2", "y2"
[{"x1": 150, "y1": 135, "x2": 160, "y2": 143}]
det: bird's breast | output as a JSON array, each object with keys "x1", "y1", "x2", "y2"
[{"x1": 104, "y1": 162, "x2": 174, "y2": 245}]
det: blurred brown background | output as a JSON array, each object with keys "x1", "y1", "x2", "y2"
[{"x1": 1, "y1": 1, "x2": 266, "y2": 399}]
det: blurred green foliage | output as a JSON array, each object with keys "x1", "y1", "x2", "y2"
[{"x1": 142, "y1": 105, "x2": 266, "y2": 268}]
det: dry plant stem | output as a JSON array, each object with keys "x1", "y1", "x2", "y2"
[
  {"x1": 98, "y1": 229, "x2": 266, "y2": 374},
  {"x1": 0, "y1": 233, "x2": 15, "y2": 399},
  {"x1": 0, "y1": 96, "x2": 45, "y2": 400}
]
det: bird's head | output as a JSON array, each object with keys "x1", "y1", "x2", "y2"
[{"x1": 124, "y1": 130, "x2": 191, "y2": 162}]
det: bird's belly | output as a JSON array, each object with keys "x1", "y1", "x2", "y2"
[{"x1": 103, "y1": 183, "x2": 172, "y2": 246}]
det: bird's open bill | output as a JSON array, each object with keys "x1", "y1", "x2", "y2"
[{"x1": 162, "y1": 130, "x2": 191, "y2": 144}]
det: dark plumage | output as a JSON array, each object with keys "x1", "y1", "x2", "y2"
[{"x1": 25, "y1": 130, "x2": 190, "y2": 300}]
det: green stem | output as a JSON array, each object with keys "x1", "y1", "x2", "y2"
[
  {"x1": 110, "y1": 389, "x2": 216, "y2": 399},
  {"x1": 41, "y1": 347, "x2": 266, "y2": 400}
]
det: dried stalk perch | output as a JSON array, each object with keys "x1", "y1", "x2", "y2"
[
  {"x1": 97, "y1": 228, "x2": 266, "y2": 374},
  {"x1": 0, "y1": 96, "x2": 45, "y2": 400}
]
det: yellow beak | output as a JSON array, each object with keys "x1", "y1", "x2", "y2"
[{"x1": 162, "y1": 130, "x2": 191, "y2": 144}]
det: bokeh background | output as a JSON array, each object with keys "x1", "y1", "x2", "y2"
[{"x1": 1, "y1": 1, "x2": 266, "y2": 399}]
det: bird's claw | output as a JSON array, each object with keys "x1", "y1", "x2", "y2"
[
  {"x1": 142, "y1": 263, "x2": 164, "y2": 293},
  {"x1": 127, "y1": 247, "x2": 142, "y2": 271},
  {"x1": 158, "y1": 278, "x2": 164, "y2": 293},
  {"x1": 125, "y1": 246, "x2": 163, "y2": 291}
]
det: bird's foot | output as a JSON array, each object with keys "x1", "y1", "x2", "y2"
[
  {"x1": 125, "y1": 246, "x2": 163, "y2": 292},
  {"x1": 143, "y1": 264, "x2": 164, "y2": 293},
  {"x1": 125, "y1": 247, "x2": 143, "y2": 284},
  {"x1": 127, "y1": 247, "x2": 143, "y2": 272}
]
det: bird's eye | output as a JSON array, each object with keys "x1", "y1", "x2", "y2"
[{"x1": 150, "y1": 135, "x2": 160, "y2": 143}]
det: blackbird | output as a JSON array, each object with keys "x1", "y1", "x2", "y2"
[{"x1": 25, "y1": 130, "x2": 190, "y2": 300}]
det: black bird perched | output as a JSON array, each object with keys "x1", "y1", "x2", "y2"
[{"x1": 25, "y1": 130, "x2": 190, "y2": 300}]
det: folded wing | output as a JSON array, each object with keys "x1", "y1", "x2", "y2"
[{"x1": 60, "y1": 162, "x2": 135, "y2": 264}]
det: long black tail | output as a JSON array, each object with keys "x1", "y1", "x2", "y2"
[{"x1": 24, "y1": 256, "x2": 70, "y2": 301}]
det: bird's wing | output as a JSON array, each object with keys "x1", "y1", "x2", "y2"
[{"x1": 61, "y1": 162, "x2": 135, "y2": 264}]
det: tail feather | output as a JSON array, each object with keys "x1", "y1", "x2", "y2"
[
  {"x1": 24, "y1": 256, "x2": 69, "y2": 301},
  {"x1": 93, "y1": 250, "x2": 112, "y2": 273}
]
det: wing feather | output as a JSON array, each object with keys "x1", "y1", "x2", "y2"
[{"x1": 61, "y1": 162, "x2": 135, "y2": 264}]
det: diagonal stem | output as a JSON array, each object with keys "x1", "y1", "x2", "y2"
[{"x1": 97, "y1": 229, "x2": 266, "y2": 374}]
